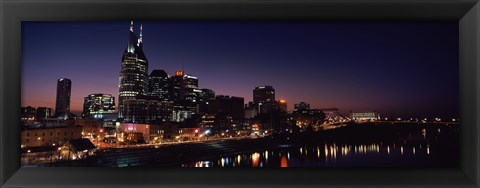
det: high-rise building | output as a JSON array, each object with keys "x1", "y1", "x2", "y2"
[
  {"x1": 35, "y1": 107, "x2": 52, "y2": 122},
  {"x1": 198, "y1": 88, "x2": 215, "y2": 114},
  {"x1": 253, "y1": 86, "x2": 275, "y2": 114},
  {"x1": 148, "y1": 69, "x2": 170, "y2": 101},
  {"x1": 169, "y1": 71, "x2": 185, "y2": 101},
  {"x1": 200, "y1": 89, "x2": 215, "y2": 101},
  {"x1": 118, "y1": 21, "x2": 149, "y2": 118},
  {"x1": 169, "y1": 70, "x2": 199, "y2": 102},
  {"x1": 82, "y1": 94, "x2": 116, "y2": 119},
  {"x1": 253, "y1": 86, "x2": 275, "y2": 104},
  {"x1": 55, "y1": 78, "x2": 71, "y2": 116}
]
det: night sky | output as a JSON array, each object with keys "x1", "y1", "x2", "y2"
[{"x1": 21, "y1": 21, "x2": 459, "y2": 119}]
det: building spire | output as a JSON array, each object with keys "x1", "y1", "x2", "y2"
[
  {"x1": 130, "y1": 21, "x2": 133, "y2": 32},
  {"x1": 138, "y1": 24, "x2": 143, "y2": 45}
]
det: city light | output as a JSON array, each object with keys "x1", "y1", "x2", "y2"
[{"x1": 20, "y1": 21, "x2": 460, "y2": 168}]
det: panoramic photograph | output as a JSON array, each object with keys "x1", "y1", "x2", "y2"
[{"x1": 20, "y1": 21, "x2": 459, "y2": 167}]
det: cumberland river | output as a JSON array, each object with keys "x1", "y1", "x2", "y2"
[
  {"x1": 45, "y1": 122, "x2": 459, "y2": 167},
  {"x1": 183, "y1": 122, "x2": 459, "y2": 168}
]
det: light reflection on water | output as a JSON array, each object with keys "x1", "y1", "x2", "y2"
[
  {"x1": 184, "y1": 127, "x2": 457, "y2": 167},
  {"x1": 186, "y1": 142, "x2": 435, "y2": 168}
]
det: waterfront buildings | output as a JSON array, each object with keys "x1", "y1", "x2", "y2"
[
  {"x1": 55, "y1": 78, "x2": 71, "y2": 116},
  {"x1": 291, "y1": 107, "x2": 326, "y2": 127},
  {"x1": 350, "y1": 112, "x2": 380, "y2": 121}
]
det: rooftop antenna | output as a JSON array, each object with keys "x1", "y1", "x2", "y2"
[
  {"x1": 130, "y1": 21, "x2": 133, "y2": 32},
  {"x1": 139, "y1": 24, "x2": 143, "y2": 43}
]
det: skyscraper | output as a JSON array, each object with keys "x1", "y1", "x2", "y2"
[
  {"x1": 118, "y1": 21, "x2": 149, "y2": 118},
  {"x1": 148, "y1": 69, "x2": 170, "y2": 101},
  {"x1": 253, "y1": 86, "x2": 275, "y2": 104},
  {"x1": 253, "y1": 86, "x2": 275, "y2": 114},
  {"x1": 169, "y1": 70, "x2": 199, "y2": 102},
  {"x1": 55, "y1": 78, "x2": 71, "y2": 116}
]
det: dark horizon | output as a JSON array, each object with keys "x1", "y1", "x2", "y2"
[{"x1": 21, "y1": 21, "x2": 459, "y2": 119}]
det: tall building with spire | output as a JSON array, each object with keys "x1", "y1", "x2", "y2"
[{"x1": 118, "y1": 21, "x2": 149, "y2": 118}]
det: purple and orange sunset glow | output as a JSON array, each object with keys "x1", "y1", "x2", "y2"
[{"x1": 21, "y1": 21, "x2": 459, "y2": 118}]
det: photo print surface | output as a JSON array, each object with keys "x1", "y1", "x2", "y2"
[{"x1": 21, "y1": 21, "x2": 459, "y2": 167}]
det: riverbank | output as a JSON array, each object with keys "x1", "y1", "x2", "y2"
[{"x1": 39, "y1": 122, "x2": 460, "y2": 167}]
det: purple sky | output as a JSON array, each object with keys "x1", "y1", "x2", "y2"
[{"x1": 21, "y1": 21, "x2": 459, "y2": 118}]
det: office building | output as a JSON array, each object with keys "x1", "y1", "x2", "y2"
[
  {"x1": 211, "y1": 95, "x2": 245, "y2": 121},
  {"x1": 35, "y1": 107, "x2": 52, "y2": 122},
  {"x1": 294, "y1": 102, "x2": 310, "y2": 112},
  {"x1": 169, "y1": 70, "x2": 199, "y2": 102},
  {"x1": 21, "y1": 106, "x2": 36, "y2": 124},
  {"x1": 253, "y1": 86, "x2": 275, "y2": 104},
  {"x1": 245, "y1": 102, "x2": 257, "y2": 119},
  {"x1": 278, "y1": 99, "x2": 287, "y2": 112},
  {"x1": 55, "y1": 78, "x2": 71, "y2": 116},
  {"x1": 82, "y1": 94, "x2": 115, "y2": 119},
  {"x1": 118, "y1": 21, "x2": 149, "y2": 118},
  {"x1": 253, "y1": 86, "x2": 276, "y2": 114},
  {"x1": 350, "y1": 112, "x2": 380, "y2": 121},
  {"x1": 122, "y1": 97, "x2": 173, "y2": 124},
  {"x1": 148, "y1": 69, "x2": 170, "y2": 101},
  {"x1": 197, "y1": 88, "x2": 215, "y2": 114}
]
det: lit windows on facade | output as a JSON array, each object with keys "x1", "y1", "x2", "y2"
[
  {"x1": 350, "y1": 112, "x2": 380, "y2": 121},
  {"x1": 82, "y1": 93, "x2": 115, "y2": 119},
  {"x1": 118, "y1": 21, "x2": 149, "y2": 119},
  {"x1": 294, "y1": 102, "x2": 310, "y2": 112},
  {"x1": 148, "y1": 69, "x2": 170, "y2": 101},
  {"x1": 253, "y1": 86, "x2": 276, "y2": 114}
]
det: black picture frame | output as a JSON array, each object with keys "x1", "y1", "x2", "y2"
[{"x1": 1, "y1": 0, "x2": 479, "y2": 187}]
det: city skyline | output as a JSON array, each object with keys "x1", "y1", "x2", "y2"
[{"x1": 22, "y1": 21, "x2": 459, "y2": 118}]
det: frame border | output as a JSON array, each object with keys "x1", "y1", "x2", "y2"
[{"x1": 1, "y1": 0, "x2": 479, "y2": 187}]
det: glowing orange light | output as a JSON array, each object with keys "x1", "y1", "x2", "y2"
[
  {"x1": 280, "y1": 155, "x2": 288, "y2": 167},
  {"x1": 279, "y1": 99, "x2": 286, "y2": 103},
  {"x1": 175, "y1": 70, "x2": 184, "y2": 76},
  {"x1": 251, "y1": 153, "x2": 260, "y2": 167}
]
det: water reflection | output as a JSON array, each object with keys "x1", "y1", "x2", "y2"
[
  {"x1": 183, "y1": 127, "x2": 457, "y2": 167},
  {"x1": 184, "y1": 141, "x2": 438, "y2": 167}
]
